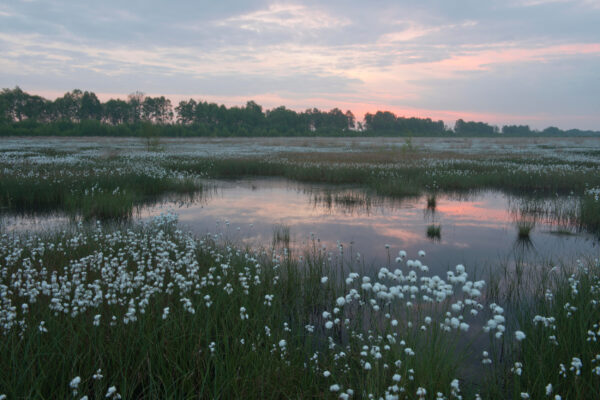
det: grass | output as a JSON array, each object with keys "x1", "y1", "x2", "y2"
[
  {"x1": 1, "y1": 138, "x2": 599, "y2": 398},
  {"x1": 0, "y1": 215, "x2": 598, "y2": 398},
  {"x1": 2, "y1": 144, "x2": 600, "y2": 236},
  {"x1": 272, "y1": 223, "x2": 291, "y2": 247},
  {"x1": 426, "y1": 224, "x2": 441, "y2": 240},
  {"x1": 517, "y1": 220, "x2": 535, "y2": 239},
  {"x1": 426, "y1": 195, "x2": 437, "y2": 210},
  {"x1": 0, "y1": 162, "x2": 199, "y2": 220},
  {"x1": 580, "y1": 190, "x2": 600, "y2": 235},
  {"x1": 481, "y1": 258, "x2": 600, "y2": 399},
  {"x1": 0, "y1": 215, "x2": 473, "y2": 398},
  {"x1": 169, "y1": 154, "x2": 600, "y2": 202}
]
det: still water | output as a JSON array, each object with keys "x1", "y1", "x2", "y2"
[
  {"x1": 3, "y1": 179, "x2": 598, "y2": 274},
  {"x1": 139, "y1": 179, "x2": 599, "y2": 273}
]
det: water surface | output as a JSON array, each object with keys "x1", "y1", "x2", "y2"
[
  {"x1": 138, "y1": 179, "x2": 599, "y2": 274},
  {"x1": 3, "y1": 179, "x2": 597, "y2": 275}
]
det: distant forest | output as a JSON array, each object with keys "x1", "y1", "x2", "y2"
[{"x1": 1, "y1": 87, "x2": 598, "y2": 137}]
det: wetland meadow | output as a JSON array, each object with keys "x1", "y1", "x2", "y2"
[{"x1": 1, "y1": 136, "x2": 599, "y2": 399}]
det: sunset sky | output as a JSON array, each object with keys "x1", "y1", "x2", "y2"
[{"x1": 1, "y1": 0, "x2": 599, "y2": 129}]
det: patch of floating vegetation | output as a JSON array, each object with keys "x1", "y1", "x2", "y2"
[{"x1": 0, "y1": 213, "x2": 598, "y2": 398}]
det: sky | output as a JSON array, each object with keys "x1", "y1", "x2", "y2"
[{"x1": 1, "y1": 0, "x2": 599, "y2": 130}]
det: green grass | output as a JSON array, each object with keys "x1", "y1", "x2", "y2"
[
  {"x1": 0, "y1": 213, "x2": 599, "y2": 398},
  {"x1": 0, "y1": 166, "x2": 199, "y2": 220},
  {"x1": 426, "y1": 195, "x2": 437, "y2": 210},
  {"x1": 272, "y1": 223, "x2": 290, "y2": 247},
  {"x1": 517, "y1": 220, "x2": 535, "y2": 239},
  {"x1": 0, "y1": 216, "x2": 473, "y2": 399},
  {"x1": 481, "y1": 259, "x2": 600, "y2": 399},
  {"x1": 169, "y1": 155, "x2": 600, "y2": 200},
  {"x1": 580, "y1": 191, "x2": 600, "y2": 235},
  {"x1": 426, "y1": 224, "x2": 441, "y2": 240}
]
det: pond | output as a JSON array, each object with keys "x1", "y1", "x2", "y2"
[{"x1": 6, "y1": 178, "x2": 595, "y2": 276}]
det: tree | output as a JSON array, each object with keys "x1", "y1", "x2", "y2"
[
  {"x1": 1, "y1": 87, "x2": 30, "y2": 122},
  {"x1": 364, "y1": 111, "x2": 397, "y2": 132},
  {"x1": 175, "y1": 99, "x2": 197, "y2": 125},
  {"x1": 345, "y1": 110, "x2": 355, "y2": 130},
  {"x1": 79, "y1": 91, "x2": 102, "y2": 120},
  {"x1": 454, "y1": 119, "x2": 497, "y2": 136},
  {"x1": 502, "y1": 125, "x2": 532, "y2": 136},
  {"x1": 127, "y1": 91, "x2": 145, "y2": 123},
  {"x1": 53, "y1": 89, "x2": 84, "y2": 122},
  {"x1": 266, "y1": 106, "x2": 303, "y2": 134},
  {"x1": 103, "y1": 99, "x2": 130, "y2": 125}
]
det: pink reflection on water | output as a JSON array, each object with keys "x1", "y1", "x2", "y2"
[{"x1": 138, "y1": 180, "x2": 597, "y2": 273}]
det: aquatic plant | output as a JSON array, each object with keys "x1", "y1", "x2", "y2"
[
  {"x1": 517, "y1": 220, "x2": 535, "y2": 239},
  {"x1": 426, "y1": 224, "x2": 441, "y2": 240}
]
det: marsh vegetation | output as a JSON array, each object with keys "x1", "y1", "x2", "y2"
[{"x1": 1, "y1": 137, "x2": 599, "y2": 399}]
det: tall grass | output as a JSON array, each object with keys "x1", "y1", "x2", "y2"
[
  {"x1": 0, "y1": 169, "x2": 199, "y2": 220},
  {"x1": 580, "y1": 190, "x2": 600, "y2": 235},
  {"x1": 481, "y1": 258, "x2": 600, "y2": 399},
  {"x1": 0, "y1": 216, "x2": 499, "y2": 398},
  {"x1": 516, "y1": 220, "x2": 535, "y2": 239},
  {"x1": 426, "y1": 224, "x2": 441, "y2": 240},
  {"x1": 272, "y1": 223, "x2": 290, "y2": 247},
  {"x1": 0, "y1": 214, "x2": 598, "y2": 398},
  {"x1": 170, "y1": 156, "x2": 600, "y2": 199}
]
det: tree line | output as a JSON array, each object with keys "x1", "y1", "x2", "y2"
[{"x1": 1, "y1": 87, "x2": 598, "y2": 137}]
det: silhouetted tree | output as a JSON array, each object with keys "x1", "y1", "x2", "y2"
[{"x1": 103, "y1": 99, "x2": 130, "y2": 125}]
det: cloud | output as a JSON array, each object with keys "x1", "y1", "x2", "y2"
[
  {"x1": 1, "y1": 0, "x2": 599, "y2": 129},
  {"x1": 216, "y1": 3, "x2": 350, "y2": 33}
]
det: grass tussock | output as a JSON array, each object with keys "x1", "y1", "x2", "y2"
[
  {"x1": 426, "y1": 195, "x2": 437, "y2": 210},
  {"x1": 272, "y1": 223, "x2": 290, "y2": 247},
  {"x1": 426, "y1": 224, "x2": 441, "y2": 240},
  {"x1": 517, "y1": 220, "x2": 535, "y2": 239}
]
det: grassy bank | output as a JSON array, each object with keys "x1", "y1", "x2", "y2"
[
  {"x1": 170, "y1": 155, "x2": 600, "y2": 197},
  {"x1": 0, "y1": 158, "x2": 199, "y2": 220},
  {"x1": 1, "y1": 215, "x2": 598, "y2": 398}
]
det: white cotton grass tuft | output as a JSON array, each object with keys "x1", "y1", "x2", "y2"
[
  {"x1": 70, "y1": 376, "x2": 81, "y2": 395},
  {"x1": 105, "y1": 386, "x2": 120, "y2": 398},
  {"x1": 69, "y1": 376, "x2": 81, "y2": 389},
  {"x1": 515, "y1": 330, "x2": 526, "y2": 341}
]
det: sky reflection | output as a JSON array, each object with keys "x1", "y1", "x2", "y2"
[{"x1": 140, "y1": 179, "x2": 599, "y2": 274}]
